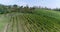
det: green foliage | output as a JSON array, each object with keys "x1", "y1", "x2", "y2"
[
  {"x1": 0, "y1": 4, "x2": 36, "y2": 14},
  {"x1": 53, "y1": 8, "x2": 60, "y2": 11}
]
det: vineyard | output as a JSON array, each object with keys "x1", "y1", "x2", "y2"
[{"x1": 0, "y1": 9, "x2": 60, "y2": 32}]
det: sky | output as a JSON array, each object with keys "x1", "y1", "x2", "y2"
[{"x1": 0, "y1": 0, "x2": 60, "y2": 8}]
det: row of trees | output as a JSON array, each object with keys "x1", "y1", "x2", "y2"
[
  {"x1": 6, "y1": 5, "x2": 35, "y2": 13},
  {"x1": 0, "y1": 4, "x2": 60, "y2": 14},
  {"x1": 0, "y1": 4, "x2": 36, "y2": 14}
]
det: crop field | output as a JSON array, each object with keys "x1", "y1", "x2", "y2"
[
  {"x1": 0, "y1": 0, "x2": 60, "y2": 32},
  {"x1": 0, "y1": 9, "x2": 60, "y2": 32}
]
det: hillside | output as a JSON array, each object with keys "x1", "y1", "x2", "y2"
[{"x1": 0, "y1": 9, "x2": 60, "y2": 32}]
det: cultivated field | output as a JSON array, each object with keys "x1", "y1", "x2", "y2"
[{"x1": 0, "y1": 9, "x2": 60, "y2": 32}]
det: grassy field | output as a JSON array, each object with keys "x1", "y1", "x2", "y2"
[{"x1": 0, "y1": 9, "x2": 60, "y2": 32}]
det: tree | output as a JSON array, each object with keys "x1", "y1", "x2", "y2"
[
  {"x1": 23, "y1": 5, "x2": 29, "y2": 13},
  {"x1": 12, "y1": 4, "x2": 18, "y2": 12},
  {"x1": 13, "y1": 4, "x2": 18, "y2": 8}
]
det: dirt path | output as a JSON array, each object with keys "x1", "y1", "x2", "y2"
[
  {"x1": 3, "y1": 23, "x2": 9, "y2": 32},
  {"x1": 3, "y1": 16, "x2": 12, "y2": 32}
]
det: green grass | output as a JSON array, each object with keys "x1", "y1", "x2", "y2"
[
  {"x1": 0, "y1": 15, "x2": 9, "y2": 32},
  {"x1": 34, "y1": 9, "x2": 60, "y2": 19}
]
